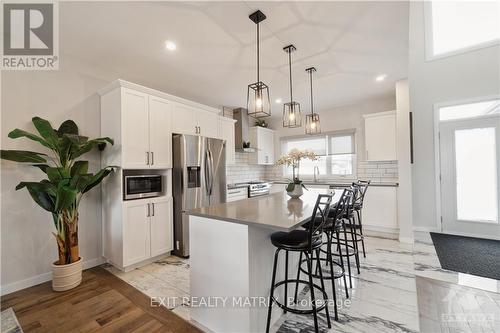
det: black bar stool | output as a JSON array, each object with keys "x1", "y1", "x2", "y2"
[
  {"x1": 350, "y1": 180, "x2": 370, "y2": 258},
  {"x1": 265, "y1": 194, "x2": 333, "y2": 333},
  {"x1": 295, "y1": 188, "x2": 354, "y2": 321},
  {"x1": 330, "y1": 185, "x2": 361, "y2": 289}
]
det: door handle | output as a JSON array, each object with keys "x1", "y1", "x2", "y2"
[
  {"x1": 146, "y1": 152, "x2": 150, "y2": 165},
  {"x1": 147, "y1": 203, "x2": 150, "y2": 217},
  {"x1": 151, "y1": 151, "x2": 154, "y2": 165},
  {"x1": 152, "y1": 203, "x2": 155, "y2": 216}
]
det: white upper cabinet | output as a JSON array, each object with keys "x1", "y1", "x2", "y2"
[
  {"x1": 219, "y1": 117, "x2": 236, "y2": 165},
  {"x1": 197, "y1": 110, "x2": 219, "y2": 138},
  {"x1": 149, "y1": 96, "x2": 172, "y2": 169},
  {"x1": 100, "y1": 80, "x2": 225, "y2": 169},
  {"x1": 364, "y1": 111, "x2": 397, "y2": 161},
  {"x1": 121, "y1": 89, "x2": 150, "y2": 169},
  {"x1": 249, "y1": 126, "x2": 275, "y2": 165},
  {"x1": 101, "y1": 86, "x2": 172, "y2": 169},
  {"x1": 172, "y1": 103, "x2": 198, "y2": 135},
  {"x1": 172, "y1": 103, "x2": 220, "y2": 138}
]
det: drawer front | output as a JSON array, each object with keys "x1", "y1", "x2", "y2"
[{"x1": 227, "y1": 187, "x2": 248, "y2": 201}]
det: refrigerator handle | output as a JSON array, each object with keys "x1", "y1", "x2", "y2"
[
  {"x1": 204, "y1": 150, "x2": 211, "y2": 196},
  {"x1": 208, "y1": 149, "x2": 215, "y2": 195}
]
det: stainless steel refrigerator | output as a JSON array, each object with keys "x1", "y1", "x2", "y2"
[{"x1": 172, "y1": 134, "x2": 226, "y2": 257}]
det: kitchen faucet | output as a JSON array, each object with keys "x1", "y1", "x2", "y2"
[{"x1": 313, "y1": 166, "x2": 320, "y2": 182}]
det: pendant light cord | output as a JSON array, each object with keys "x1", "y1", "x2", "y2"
[
  {"x1": 289, "y1": 50, "x2": 293, "y2": 103},
  {"x1": 309, "y1": 69, "x2": 314, "y2": 115},
  {"x1": 257, "y1": 23, "x2": 260, "y2": 83}
]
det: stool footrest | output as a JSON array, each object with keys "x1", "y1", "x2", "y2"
[
  {"x1": 271, "y1": 279, "x2": 329, "y2": 315},
  {"x1": 298, "y1": 257, "x2": 345, "y2": 280}
]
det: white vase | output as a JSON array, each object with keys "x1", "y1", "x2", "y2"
[
  {"x1": 52, "y1": 257, "x2": 83, "y2": 291},
  {"x1": 287, "y1": 184, "x2": 303, "y2": 199}
]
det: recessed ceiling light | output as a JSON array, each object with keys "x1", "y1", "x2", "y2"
[
  {"x1": 165, "y1": 40, "x2": 177, "y2": 51},
  {"x1": 275, "y1": 98, "x2": 282, "y2": 104},
  {"x1": 375, "y1": 74, "x2": 387, "y2": 82}
]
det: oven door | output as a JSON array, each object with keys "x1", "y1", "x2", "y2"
[{"x1": 124, "y1": 175, "x2": 162, "y2": 200}]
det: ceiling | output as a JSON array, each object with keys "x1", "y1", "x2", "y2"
[{"x1": 60, "y1": 1, "x2": 409, "y2": 117}]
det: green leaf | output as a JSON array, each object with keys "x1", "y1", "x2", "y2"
[
  {"x1": 55, "y1": 182, "x2": 77, "y2": 211},
  {"x1": 46, "y1": 167, "x2": 70, "y2": 184},
  {"x1": 8, "y1": 129, "x2": 52, "y2": 148},
  {"x1": 82, "y1": 167, "x2": 115, "y2": 193},
  {"x1": 71, "y1": 137, "x2": 114, "y2": 159},
  {"x1": 286, "y1": 183, "x2": 295, "y2": 192},
  {"x1": 57, "y1": 120, "x2": 79, "y2": 136},
  {"x1": 16, "y1": 181, "x2": 56, "y2": 212},
  {"x1": 70, "y1": 161, "x2": 88, "y2": 176},
  {"x1": 32, "y1": 164, "x2": 50, "y2": 173},
  {"x1": 0, "y1": 150, "x2": 47, "y2": 163},
  {"x1": 32, "y1": 117, "x2": 58, "y2": 147}
]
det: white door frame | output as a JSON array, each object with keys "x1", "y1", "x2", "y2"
[{"x1": 433, "y1": 94, "x2": 500, "y2": 238}]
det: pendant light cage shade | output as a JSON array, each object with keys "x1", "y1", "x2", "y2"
[
  {"x1": 247, "y1": 10, "x2": 271, "y2": 119},
  {"x1": 247, "y1": 81, "x2": 271, "y2": 118},
  {"x1": 282, "y1": 44, "x2": 302, "y2": 128},
  {"x1": 283, "y1": 101, "x2": 302, "y2": 128},
  {"x1": 305, "y1": 113, "x2": 321, "y2": 134},
  {"x1": 305, "y1": 66, "x2": 320, "y2": 134}
]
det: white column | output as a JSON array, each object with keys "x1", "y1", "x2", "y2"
[{"x1": 396, "y1": 79, "x2": 414, "y2": 243}]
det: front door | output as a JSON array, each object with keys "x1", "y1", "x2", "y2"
[{"x1": 439, "y1": 114, "x2": 500, "y2": 239}]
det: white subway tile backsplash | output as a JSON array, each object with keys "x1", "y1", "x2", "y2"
[
  {"x1": 227, "y1": 154, "x2": 398, "y2": 185},
  {"x1": 226, "y1": 152, "x2": 267, "y2": 184}
]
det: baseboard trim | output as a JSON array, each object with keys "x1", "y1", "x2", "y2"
[
  {"x1": 413, "y1": 226, "x2": 439, "y2": 232},
  {"x1": 363, "y1": 225, "x2": 399, "y2": 239},
  {"x1": 1, "y1": 257, "x2": 105, "y2": 296},
  {"x1": 398, "y1": 236, "x2": 414, "y2": 244}
]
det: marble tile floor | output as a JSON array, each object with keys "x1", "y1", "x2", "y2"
[
  {"x1": 416, "y1": 276, "x2": 500, "y2": 333},
  {"x1": 102, "y1": 234, "x2": 500, "y2": 333}
]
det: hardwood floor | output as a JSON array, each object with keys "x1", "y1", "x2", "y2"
[{"x1": 1, "y1": 267, "x2": 202, "y2": 333}]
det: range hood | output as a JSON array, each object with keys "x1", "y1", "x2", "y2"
[{"x1": 233, "y1": 108, "x2": 256, "y2": 153}]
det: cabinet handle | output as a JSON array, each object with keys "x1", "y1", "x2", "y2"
[
  {"x1": 151, "y1": 152, "x2": 154, "y2": 165},
  {"x1": 147, "y1": 203, "x2": 150, "y2": 217},
  {"x1": 146, "y1": 152, "x2": 150, "y2": 165},
  {"x1": 366, "y1": 150, "x2": 369, "y2": 160},
  {"x1": 152, "y1": 203, "x2": 155, "y2": 216}
]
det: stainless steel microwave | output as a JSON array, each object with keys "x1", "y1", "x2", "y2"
[{"x1": 124, "y1": 175, "x2": 162, "y2": 200}]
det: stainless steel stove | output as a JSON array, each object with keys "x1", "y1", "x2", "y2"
[{"x1": 247, "y1": 181, "x2": 271, "y2": 197}]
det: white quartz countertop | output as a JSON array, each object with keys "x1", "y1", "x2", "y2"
[{"x1": 187, "y1": 189, "x2": 340, "y2": 231}]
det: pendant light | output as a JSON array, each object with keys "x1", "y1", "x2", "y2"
[
  {"x1": 305, "y1": 67, "x2": 321, "y2": 134},
  {"x1": 282, "y1": 44, "x2": 302, "y2": 128},
  {"x1": 247, "y1": 10, "x2": 271, "y2": 118}
]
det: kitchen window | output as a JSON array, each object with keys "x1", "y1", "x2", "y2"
[
  {"x1": 425, "y1": 1, "x2": 500, "y2": 59},
  {"x1": 281, "y1": 131, "x2": 356, "y2": 178}
]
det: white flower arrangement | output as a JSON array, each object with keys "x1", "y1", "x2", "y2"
[{"x1": 275, "y1": 148, "x2": 317, "y2": 191}]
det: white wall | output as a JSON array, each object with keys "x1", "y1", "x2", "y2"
[
  {"x1": 266, "y1": 94, "x2": 398, "y2": 182},
  {"x1": 0, "y1": 56, "x2": 144, "y2": 294},
  {"x1": 409, "y1": 2, "x2": 500, "y2": 230}
]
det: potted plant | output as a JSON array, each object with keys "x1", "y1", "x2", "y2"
[
  {"x1": 0, "y1": 117, "x2": 115, "y2": 291},
  {"x1": 254, "y1": 119, "x2": 269, "y2": 128},
  {"x1": 275, "y1": 149, "x2": 317, "y2": 198}
]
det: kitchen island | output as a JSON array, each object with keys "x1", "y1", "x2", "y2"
[{"x1": 187, "y1": 189, "x2": 337, "y2": 333}]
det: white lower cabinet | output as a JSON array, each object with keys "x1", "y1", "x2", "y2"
[
  {"x1": 150, "y1": 197, "x2": 174, "y2": 257},
  {"x1": 361, "y1": 186, "x2": 398, "y2": 232},
  {"x1": 226, "y1": 187, "x2": 248, "y2": 202},
  {"x1": 123, "y1": 196, "x2": 173, "y2": 267},
  {"x1": 123, "y1": 200, "x2": 151, "y2": 266}
]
